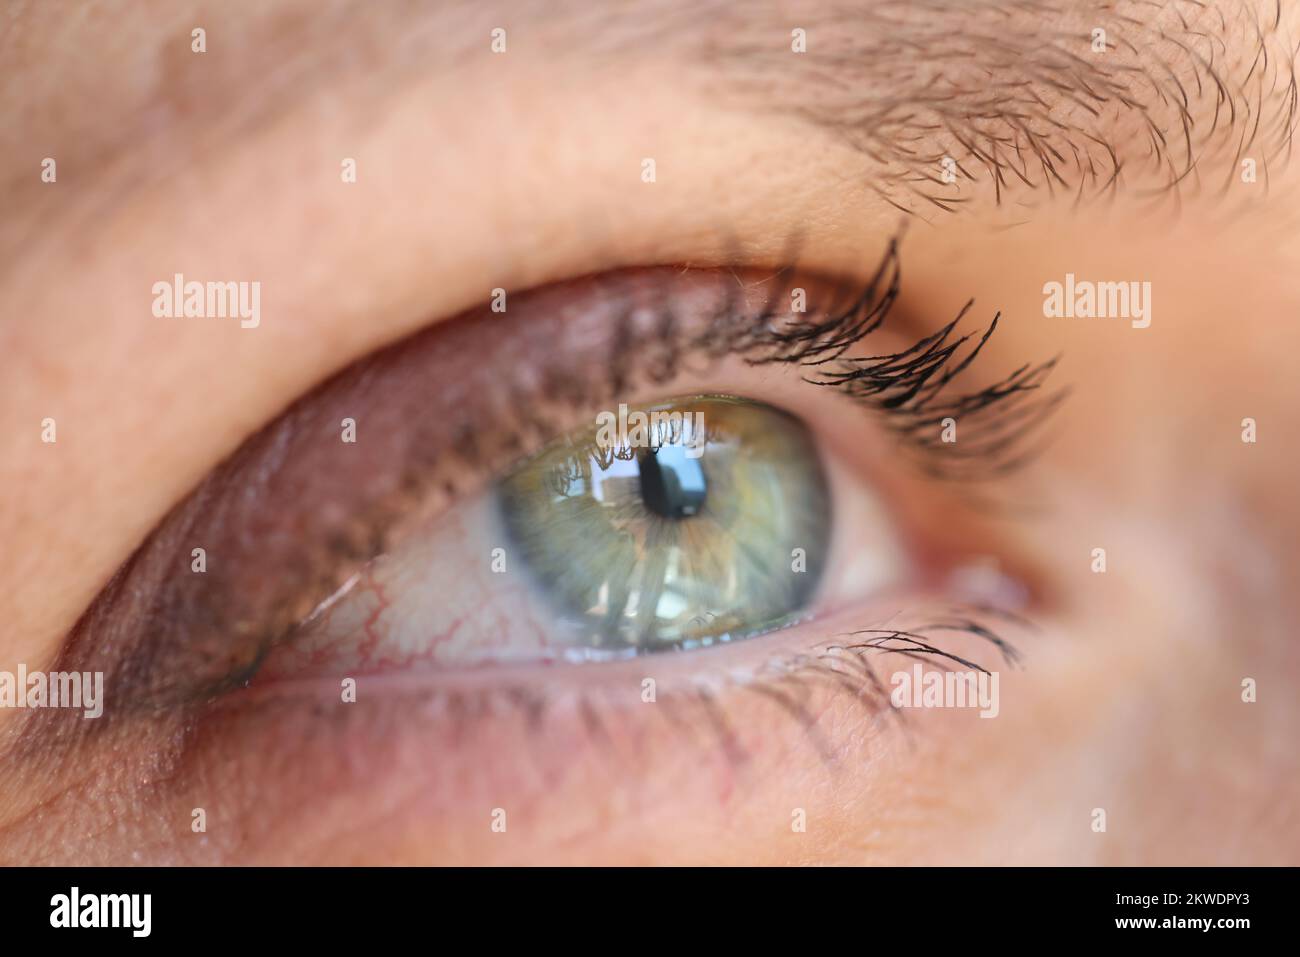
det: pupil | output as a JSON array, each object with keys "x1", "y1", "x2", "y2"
[{"x1": 638, "y1": 445, "x2": 706, "y2": 519}]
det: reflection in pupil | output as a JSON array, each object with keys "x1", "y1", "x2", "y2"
[{"x1": 637, "y1": 446, "x2": 706, "y2": 519}]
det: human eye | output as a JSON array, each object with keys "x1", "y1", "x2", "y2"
[
  {"x1": 233, "y1": 260, "x2": 1053, "y2": 684},
  {"x1": 10, "y1": 248, "x2": 1055, "y2": 864}
]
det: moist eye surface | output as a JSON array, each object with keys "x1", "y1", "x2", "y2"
[{"x1": 496, "y1": 395, "x2": 831, "y2": 657}]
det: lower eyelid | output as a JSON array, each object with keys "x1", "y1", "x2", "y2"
[
  {"x1": 145, "y1": 600, "x2": 1023, "y2": 862},
  {"x1": 234, "y1": 594, "x2": 1024, "y2": 731}
]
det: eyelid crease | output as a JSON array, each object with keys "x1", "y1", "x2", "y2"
[{"x1": 37, "y1": 236, "x2": 1058, "y2": 725}]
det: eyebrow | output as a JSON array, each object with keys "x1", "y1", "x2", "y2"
[
  {"x1": 3, "y1": 0, "x2": 1294, "y2": 236},
  {"x1": 701, "y1": 0, "x2": 1298, "y2": 213}
]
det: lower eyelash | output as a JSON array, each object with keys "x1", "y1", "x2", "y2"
[{"x1": 720, "y1": 609, "x2": 1025, "y2": 767}]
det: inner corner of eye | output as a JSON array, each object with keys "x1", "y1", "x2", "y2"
[{"x1": 486, "y1": 393, "x2": 874, "y2": 662}]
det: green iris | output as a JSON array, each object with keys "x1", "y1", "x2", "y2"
[{"x1": 496, "y1": 396, "x2": 831, "y2": 657}]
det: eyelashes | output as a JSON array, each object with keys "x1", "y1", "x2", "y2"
[
  {"x1": 40, "y1": 235, "x2": 1058, "y2": 722},
  {"x1": 697, "y1": 239, "x2": 1067, "y2": 483},
  {"x1": 538, "y1": 236, "x2": 1065, "y2": 488}
]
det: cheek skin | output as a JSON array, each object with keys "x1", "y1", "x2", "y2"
[{"x1": 142, "y1": 661, "x2": 953, "y2": 866}]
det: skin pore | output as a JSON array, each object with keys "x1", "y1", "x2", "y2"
[{"x1": 1, "y1": 0, "x2": 1298, "y2": 863}]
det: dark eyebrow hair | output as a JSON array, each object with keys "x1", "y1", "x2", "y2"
[
  {"x1": 2, "y1": 0, "x2": 1294, "y2": 234},
  {"x1": 701, "y1": 0, "x2": 1299, "y2": 213}
]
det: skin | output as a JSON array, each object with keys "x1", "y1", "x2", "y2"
[{"x1": 1, "y1": 0, "x2": 1297, "y2": 864}]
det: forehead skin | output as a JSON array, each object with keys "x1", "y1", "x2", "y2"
[{"x1": 0, "y1": 0, "x2": 1298, "y2": 864}]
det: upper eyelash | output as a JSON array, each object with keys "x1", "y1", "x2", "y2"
[{"x1": 613, "y1": 234, "x2": 1066, "y2": 485}]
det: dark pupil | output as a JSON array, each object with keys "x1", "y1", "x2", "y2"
[{"x1": 638, "y1": 445, "x2": 707, "y2": 519}]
